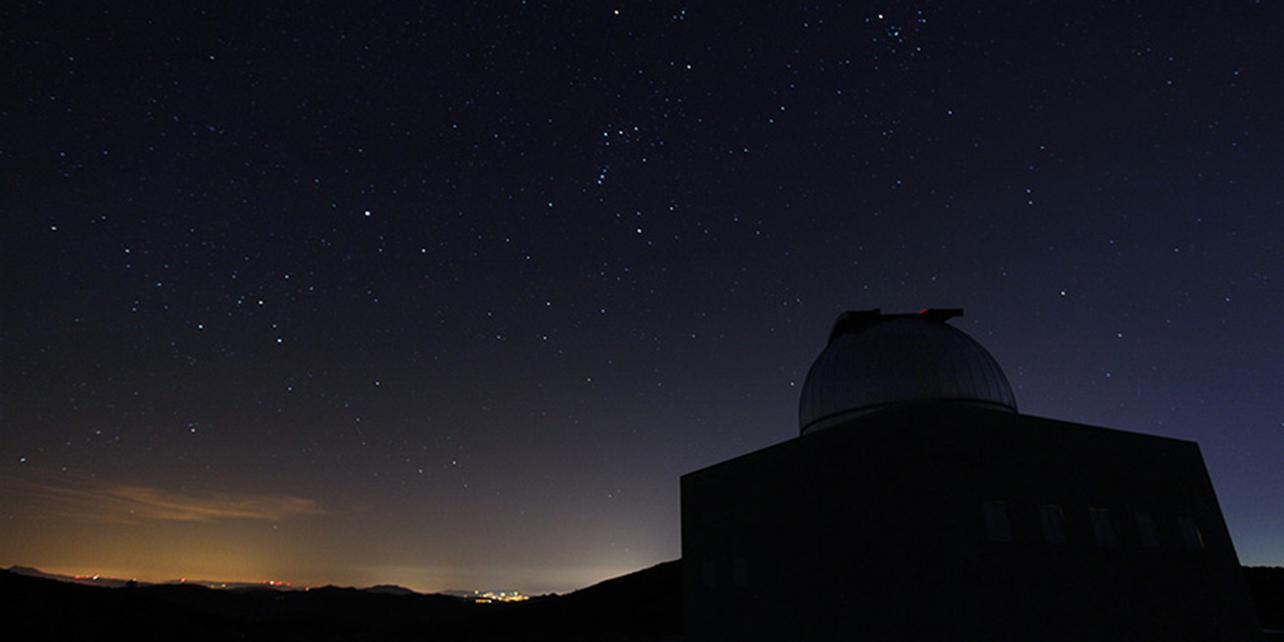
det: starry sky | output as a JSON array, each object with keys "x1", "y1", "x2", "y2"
[{"x1": 2, "y1": 2, "x2": 1281, "y2": 593}]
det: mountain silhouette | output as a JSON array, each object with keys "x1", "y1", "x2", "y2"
[
  {"x1": 2, "y1": 561, "x2": 1276, "y2": 640},
  {"x1": 0, "y1": 561, "x2": 680, "y2": 641},
  {"x1": 364, "y1": 584, "x2": 420, "y2": 596}
]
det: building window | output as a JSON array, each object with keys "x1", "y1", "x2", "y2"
[
  {"x1": 702, "y1": 561, "x2": 716, "y2": 587},
  {"x1": 1178, "y1": 516, "x2": 1205, "y2": 551},
  {"x1": 1089, "y1": 508, "x2": 1116, "y2": 547},
  {"x1": 1135, "y1": 512, "x2": 1160, "y2": 548},
  {"x1": 1040, "y1": 504, "x2": 1067, "y2": 545},
  {"x1": 733, "y1": 558, "x2": 748, "y2": 587},
  {"x1": 983, "y1": 500, "x2": 1012, "y2": 543}
]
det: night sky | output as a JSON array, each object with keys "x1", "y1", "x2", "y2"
[{"x1": 3, "y1": 2, "x2": 1281, "y2": 593}]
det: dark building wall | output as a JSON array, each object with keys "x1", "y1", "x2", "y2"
[{"x1": 681, "y1": 404, "x2": 1262, "y2": 641}]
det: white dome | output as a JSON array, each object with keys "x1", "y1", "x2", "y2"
[{"x1": 799, "y1": 309, "x2": 1017, "y2": 435}]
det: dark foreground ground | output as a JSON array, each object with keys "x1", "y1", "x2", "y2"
[
  {"x1": 2, "y1": 562, "x2": 1279, "y2": 641},
  {"x1": 0, "y1": 561, "x2": 680, "y2": 641},
  {"x1": 1248, "y1": 566, "x2": 1284, "y2": 639}
]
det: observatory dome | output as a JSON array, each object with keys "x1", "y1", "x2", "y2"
[{"x1": 799, "y1": 309, "x2": 1017, "y2": 435}]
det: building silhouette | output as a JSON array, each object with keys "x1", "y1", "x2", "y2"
[{"x1": 681, "y1": 309, "x2": 1262, "y2": 640}]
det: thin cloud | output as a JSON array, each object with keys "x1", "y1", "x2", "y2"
[
  {"x1": 2, "y1": 473, "x2": 325, "y2": 524},
  {"x1": 100, "y1": 485, "x2": 324, "y2": 522}
]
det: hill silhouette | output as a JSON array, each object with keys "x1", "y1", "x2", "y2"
[
  {"x1": 442, "y1": 560, "x2": 681, "y2": 641},
  {"x1": 2, "y1": 561, "x2": 1276, "y2": 640},
  {"x1": 0, "y1": 561, "x2": 680, "y2": 641}
]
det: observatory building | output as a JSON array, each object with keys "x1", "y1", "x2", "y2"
[{"x1": 681, "y1": 309, "x2": 1261, "y2": 641}]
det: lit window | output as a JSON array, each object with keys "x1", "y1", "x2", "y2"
[
  {"x1": 1178, "y1": 516, "x2": 1205, "y2": 551},
  {"x1": 702, "y1": 561, "x2": 716, "y2": 587},
  {"x1": 1089, "y1": 508, "x2": 1116, "y2": 547},
  {"x1": 1135, "y1": 512, "x2": 1159, "y2": 548},
  {"x1": 1040, "y1": 504, "x2": 1066, "y2": 545},
  {"x1": 983, "y1": 500, "x2": 1012, "y2": 543},
  {"x1": 733, "y1": 559, "x2": 748, "y2": 587}
]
